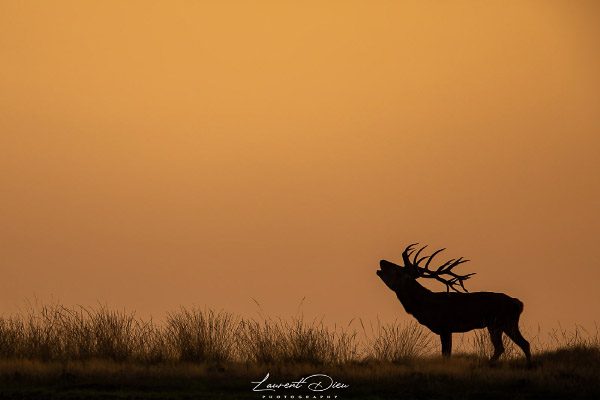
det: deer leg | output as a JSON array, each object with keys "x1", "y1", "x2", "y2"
[
  {"x1": 504, "y1": 324, "x2": 532, "y2": 363},
  {"x1": 488, "y1": 327, "x2": 504, "y2": 362},
  {"x1": 440, "y1": 333, "x2": 452, "y2": 357}
]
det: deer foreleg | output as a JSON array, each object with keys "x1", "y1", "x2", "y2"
[{"x1": 440, "y1": 333, "x2": 452, "y2": 357}]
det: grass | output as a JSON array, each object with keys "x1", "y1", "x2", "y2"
[{"x1": 0, "y1": 301, "x2": 599, "y2": 399}]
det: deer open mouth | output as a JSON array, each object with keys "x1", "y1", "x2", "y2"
[
  {"x1": 379, "y1": 260, "x2": 396, "y2": 270},
  {"x1": 378, "y1": 260, "x2": 395, "y2": 276}
]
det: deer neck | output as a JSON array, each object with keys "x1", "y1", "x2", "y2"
[{"x1": 394, "y1": 279, "x2": 432, "y2": 315}]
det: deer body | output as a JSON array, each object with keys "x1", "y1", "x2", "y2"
[
  {"x1": 377, "y1": 244, "x2": 531, "y2": 363},
  {"x1": 394, "y1": 278, "x2": 523, "y2": 334}
]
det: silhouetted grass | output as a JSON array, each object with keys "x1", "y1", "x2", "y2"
[
  {"x1": 361, "y1": 318, "x2": 434, "y2": 362},
  {"x1": 238, "y1": 315, "x2": 359, "y2": 364},
  {"x1": 166, "y1": 307, "x2": 239, "y2": 363},
  {"x1": 1, "y1": 301, "x2": 598, "y2": 365},
  {"x1": 0, "y1": 302, "x2": 164, "y2": 363},
  {"x1": 0, "y1": 302, "x2": 364, "y2": 365},
  {"x1": 1, "y1": 302, "x2": 599, "y2": 398}
]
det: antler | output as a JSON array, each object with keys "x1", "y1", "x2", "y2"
[{"x1": 401, "y1": 243, "x2": 476, "y2": 292}]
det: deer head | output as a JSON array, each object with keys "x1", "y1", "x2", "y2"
[{"x1": 377, "y1": 243, "x2": 476, "y2": 292}]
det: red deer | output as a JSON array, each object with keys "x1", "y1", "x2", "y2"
[{"x1": 376, "y1": 243, "x2": 531, "y2": 363}]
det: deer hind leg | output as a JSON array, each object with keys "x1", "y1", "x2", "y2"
[
  {"x1": 487, "y1": 327, "x2": 504, "y2": 362},
  {"x1": 440, "y1": 333, "x2": 452, "y2": 358},
  {"x1": 504, "y1": 324, "x2": 532, "y2": 363}
]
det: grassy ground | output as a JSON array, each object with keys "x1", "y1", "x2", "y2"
[
  {"x1": 1, "y1": 302, "x2": 598, "y2": 399},
  {"x1": 2, "y1": 351, "x2": 599, "y2": 399}
]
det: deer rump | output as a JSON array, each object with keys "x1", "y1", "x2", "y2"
[{"x1": 399, "y1": 291, "x2": 524, "y2": 335}]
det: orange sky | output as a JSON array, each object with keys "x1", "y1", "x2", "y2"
[{"x1": 1, "y1": 1, "x2": 599, "y2": 330}]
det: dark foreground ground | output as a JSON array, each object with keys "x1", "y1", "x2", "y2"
[{"x1": 1, "y1": 348, "x2": 599, "y2": 400}]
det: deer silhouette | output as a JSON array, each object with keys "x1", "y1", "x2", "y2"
[{"x1": 377, "y1": 243, "x2": 531, "y2": 363}]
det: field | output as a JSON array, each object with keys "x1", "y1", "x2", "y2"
[{"x1": 1, "y1": 302, "x2": 599, "y2": 399}]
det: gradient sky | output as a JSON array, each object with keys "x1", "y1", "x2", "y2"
[{"x1": 1, "y1": 1, "x2": 599, "y2": 330}]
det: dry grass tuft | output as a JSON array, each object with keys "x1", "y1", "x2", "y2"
[
  {"x1": 0, "y1": 301, "x2": 598, "y2": 368},
  {"x1": 361, "y1": 319, "x2": 433, "y2": 362}
]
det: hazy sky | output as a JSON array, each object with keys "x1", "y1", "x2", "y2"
[{"x1": 1, "y1": 1, "x2": 599, "y2": 330}]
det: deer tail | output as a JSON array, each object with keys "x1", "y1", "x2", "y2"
[{"x1": 515, "y1": 298, "x2": 524, "y2": 315}]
